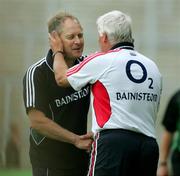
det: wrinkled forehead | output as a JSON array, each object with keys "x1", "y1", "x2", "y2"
[{"x1": 60, "y1": 18, "x2": 83, "y2": 34}]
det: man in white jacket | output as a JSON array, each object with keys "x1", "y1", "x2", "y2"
[{"x1": 49, "y1": 10, "x2": 162, "y2": 176}]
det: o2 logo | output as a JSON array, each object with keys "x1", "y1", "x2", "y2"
[{"x1": 126, "y1": 60, "x2": 153, "y2": 89}]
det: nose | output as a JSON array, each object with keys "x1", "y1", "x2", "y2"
[{"x1": 74, "y1": 36, "x2": 81, "y2": 44}]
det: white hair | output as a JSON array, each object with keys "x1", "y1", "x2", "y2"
[{"x1": 96, "y1": 10, "x2": 134, "y2": 45}]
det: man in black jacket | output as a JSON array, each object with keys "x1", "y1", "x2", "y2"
[{"x1": 23, "y1": 11, "x2": 93, "y2": 176}]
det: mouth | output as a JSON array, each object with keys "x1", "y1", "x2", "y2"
[
  {"x1": 72, "y1": 48, "x2": 83, "y2": 54},
  {"x1": 72, "y1": 47, "x2": 82, "y2": 51}
]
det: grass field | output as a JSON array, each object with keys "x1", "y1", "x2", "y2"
[{"x1": 0, "y1": 169, "x2": 32, "y2": 176}]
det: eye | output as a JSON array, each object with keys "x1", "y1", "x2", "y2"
[
  {"x1": 78, "y1": 33, "x2": 83, "y2": 38},
  {"x1": 65, "y1": 35, "x2": 74, "y2": 40}
]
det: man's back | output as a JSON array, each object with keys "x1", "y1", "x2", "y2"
[
  {"x1": 92, "y1": 48, "x2": 162, "y2": 137},
  {"x1": 67, "y1": 47, "x2": 162, "y2": 137}
]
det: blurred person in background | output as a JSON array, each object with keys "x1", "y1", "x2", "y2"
[
  {"x1": 157, "y1": 90, "x2": 180, "y2": 176},
  {"x1": 49, "y1": 10, "x2": 162, "y2": 176},
  {"x1": 23, "y1": 11, "x2": 93, "y2": 176}
]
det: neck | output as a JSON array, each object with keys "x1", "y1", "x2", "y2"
[
  {"x1": 111, "y1": 42, "x2": 134, "y2": 50},
  {"x1": 65, "y1": 57, "x2": 75, "y2": 68}
]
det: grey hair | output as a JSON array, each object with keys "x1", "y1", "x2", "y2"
[
  {"x1": 96, "y1": 10, "x2": 134, "y2": 45},
  {"x1": 47, "y1": 11, "x2": 82, "y2": 34}
]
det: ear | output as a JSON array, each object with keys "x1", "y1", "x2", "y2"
[{"x1": 101, "y1": 33, "x2": 108, "y2": 43}]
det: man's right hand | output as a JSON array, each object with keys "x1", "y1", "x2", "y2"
[
  {"x1": 74, "y1": 132, "x2": 94, "y2": 151},
  {"x1": 48, "y1": 31, "x2": 63, "y2": 53}
]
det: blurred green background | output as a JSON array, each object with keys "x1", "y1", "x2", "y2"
[{"x1": 0, "y1": 169, "x2": 31, "y2": 176}]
